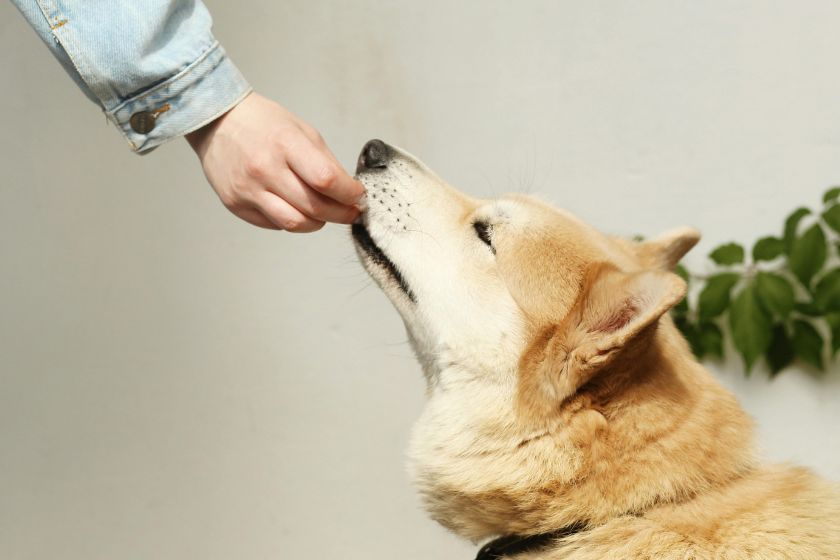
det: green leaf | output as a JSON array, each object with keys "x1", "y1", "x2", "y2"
[
  {"x1": 755, "y1": 272, "x2": 795, "y2": 318},
  {"x1": 697, "y1": 321, "x2": 724, "y2": 359},
  {"x1": 675, "y1": 317, "x2": 702, "y2": 358},
  {"x1": 752, "y1": 236, "x2": 785, "y2": 262},
  {"x1": 813, "y1": 268, "x2": 840, "y2": 312},
  {"x1": 766, "y1": 324, "x2": 795, "y2": 376},
  {"x1": 709, "y1": 243, "x2": 745, "y2": 266},
  {"x1": 795, "y1": 301, "x2": 822, "y2": 316},
  {"x1": 791, "y1": 319, "x2": 824, "y2": 370},
  {"x1": 783, "y1": 207, "x2": 811, "y2": 254},
  {"x1": 825, "y1": 313, "x2": 840, "y2": 356},
  {"x1": 697, "y1": 273, "x2": 740, "y2": 320},
  {"x1": 729, "y1": 283, "x2": 773, "y2": 373},
  {"x1": 788, "y1": 223, "x2": 827, "y2": 288},
  {"x1": 821, "y1": 204, "x2": 840, "y2": 236},
  {"x1": 674, "y1": 263, "x2": 689, "y2": 283},
  {"x1": 823, "y1": 186, "x2": 840, "y2": 205}
]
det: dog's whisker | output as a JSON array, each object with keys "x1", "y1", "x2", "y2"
[
  {"x1": 345, "y1": 279, "x2": 375, "y2": 299},
  {"x1": 382, "y1": 338, "x2": 410, "y2": 347}
]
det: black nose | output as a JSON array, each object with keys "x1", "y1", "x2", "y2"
[{"x1": 358, "y1": 139, "x2": 391, "y2": 171}]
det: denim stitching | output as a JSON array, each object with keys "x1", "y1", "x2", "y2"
[
  {"x1": 43, "y1": 0, "x2": 121, "y2": 108},
  {"x1": 112, "y1": 43, "x2": 248, "y2": 151},
  {"x1": 110, "y1": 41, "x2": 223, "y2": 150},
  {"x1": 108, "y1": 40, "x2": 221, "y2": 116}
]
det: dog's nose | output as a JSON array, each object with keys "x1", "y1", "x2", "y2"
[{"x1": 358, "y1": 139, "x2": 391, "y2": 171}]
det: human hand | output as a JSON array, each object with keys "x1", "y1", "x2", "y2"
[{"x1": 185, "y1": 92, "x2": 364, "y2": 232}]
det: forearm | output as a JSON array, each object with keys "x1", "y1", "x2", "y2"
[{"x1": 10, "y1": 0, "x2": 251, "y2": 153}]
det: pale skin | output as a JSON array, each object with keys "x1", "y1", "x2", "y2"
[{"x1": 185, "y1": 92, "x2": 365, "y2": 232}]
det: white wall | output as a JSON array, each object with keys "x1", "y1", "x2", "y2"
[{"x1": 1, "y1": 2, "x2": 838, "y2": 559}]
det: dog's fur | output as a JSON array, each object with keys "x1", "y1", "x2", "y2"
[{"x1": 352, "y1": 140, "x2": 840, "y2": 559}]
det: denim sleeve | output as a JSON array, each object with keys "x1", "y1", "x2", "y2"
[{"x1": 11, "y1": 0, "x2": 252, "y2": 153}]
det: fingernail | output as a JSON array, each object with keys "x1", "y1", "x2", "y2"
[{"x1": 354, "y1": 193, "x2": 368, "y2": 212}]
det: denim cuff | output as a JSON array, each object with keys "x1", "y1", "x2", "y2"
[{"x1": 108, "y1": 41, "x2": 252, "y2": 154}]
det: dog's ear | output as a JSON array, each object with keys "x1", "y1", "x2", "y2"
[
  {"x1": 637, "y1": 227, "x2": 700, "y2": 270},
  {"x1": 519, "y1": 264, "x2": 686, "y2": 419}
]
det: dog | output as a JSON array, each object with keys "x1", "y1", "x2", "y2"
[{"x1": 351, "y1": 139, "x2": 840, "y2": 559}]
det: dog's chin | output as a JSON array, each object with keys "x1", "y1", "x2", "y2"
[{"x1": 351, "y1": 222, "x2": 417, "y2": 304}]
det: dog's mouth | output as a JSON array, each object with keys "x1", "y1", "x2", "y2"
[{"x1": 351, "y1": 223, "x2": 417, "y2": 303}]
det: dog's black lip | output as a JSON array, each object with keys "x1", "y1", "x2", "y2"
[{"x1": 351, "y1": 223, "x2": 417, "y2": 303}]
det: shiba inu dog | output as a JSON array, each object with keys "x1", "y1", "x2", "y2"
[{"x1": 351, "y1": 139, "x2": 840, "y2": 559}]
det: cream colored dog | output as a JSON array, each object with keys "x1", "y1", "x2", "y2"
[{"x1": 351, "y1": 139, "x2": 840, "y2": 559}]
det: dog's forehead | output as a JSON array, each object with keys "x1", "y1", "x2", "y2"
[
  {"x1": 491, "y1": 195, "x2": 592, "y2": 229},
  {"x1": 485, "y1": 196, "x2": 551, "y2": 222},
  {"x1": 491, "y1": 195, "x2": 636, "y2": 268}
]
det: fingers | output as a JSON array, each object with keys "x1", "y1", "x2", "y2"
[
  {"x1": 285, "y1": 137, "x2": 365, "y2": 206},
  {"x1": 254, "y1": 191, "x2": 325, "y2": 233},
  {"x1": 190, "y1": 90, "x2": 365, "y2": 233},
  {"x1": 267, "y1": 169, "x2": 359, "y2": 225},
  {"x1": 233, "y1": 207, "x2": 282, "y2": 230}
]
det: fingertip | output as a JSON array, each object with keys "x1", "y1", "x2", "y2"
[
  {"x1": 334, "y1": 205, "x2": 361, "y2": 225},
  {"x1": 327, "y1": 169, "x2": 364, "y2": 201},
  {"x1": 339, "y1": 176, "x2": 366, "y2": 206},
  {"x1": 286, "y1": 140, "x2": 367, "y2": 206},
  {"x1": 302, "y1": 220, "x2": 327, "y2": 233},
  {"x1": 352, "y1": 178, "x2": 366, "y2": 199}
]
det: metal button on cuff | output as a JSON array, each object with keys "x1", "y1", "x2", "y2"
[
  {"x1": 129, "y1": 104, "x2": 171, "y2": 135},
  {"x1": 129, "y1": 111, "x2": 156, "y2": 134},
  {"x1": 109, "y1": 42, "x2": 250, "y2": 152}
]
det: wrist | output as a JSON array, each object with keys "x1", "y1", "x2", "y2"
[
  {"x1": 185, "y1": 92, "x2": 250, "y2": 155},
  {"x1": 185, "y1": 115, "x2": 217, "y2": 155}
]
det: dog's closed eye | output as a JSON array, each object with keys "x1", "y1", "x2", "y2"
[{"x1": 473, "y1": 221, "x2": 495, "y2": 254}]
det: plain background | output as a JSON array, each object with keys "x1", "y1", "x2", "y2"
[{"x1": 2, "y1": 1, "x2": 840, "y2": 559}]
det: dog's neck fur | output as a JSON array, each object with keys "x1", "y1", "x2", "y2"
[{"x1": 408, "y1": 319, "x2": 756, "y2": 543}]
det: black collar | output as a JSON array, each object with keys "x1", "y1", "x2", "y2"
[{"x1": 474, "y1": 523, "x2": 586, "y2": 560}]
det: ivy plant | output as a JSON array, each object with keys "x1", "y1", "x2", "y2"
[{"x1": 672, "y1": 186, "x2": 840, "y2": 376}]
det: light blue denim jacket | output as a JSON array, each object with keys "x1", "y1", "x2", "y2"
[{"x1": 11, "y1": 0, "x2": 252, "y2": 153}]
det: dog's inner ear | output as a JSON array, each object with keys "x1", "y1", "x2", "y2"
[
  {"x1": 518, "y1": 264, "x2": 686, "y2": 420},
  {"x1": 638, "y1": 227, "x2": 701, "y2": 270}
]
